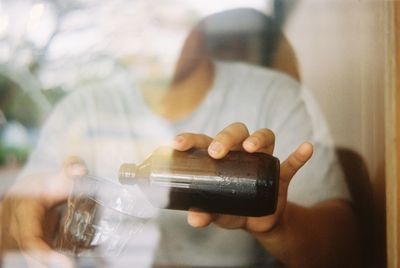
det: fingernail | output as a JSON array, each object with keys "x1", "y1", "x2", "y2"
[
  {"x1": 298, "y1": 142, "x2": 313, "y2": 158},
  {"x1": 187, "y1": 214, "x2": 200, "y2": 227},
  {"x1": 245, "y1": 138, "x2": 258, "y2": 147},
  {"x1": 174, "y1": 135, "x2": 185, "y2": 146},
  {"x1": 209, "y1": 141, "x2": 223, "y2": 155}
]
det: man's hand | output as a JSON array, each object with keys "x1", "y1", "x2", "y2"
[
  {"x1": 2, "y1": 157, "x2": 87, "y2": 268},
  {"x1": 172, "y1": 122, "x2": 313, "y2": 232},
  {"x1": 173, "y1": 122, "x2": 360, "y2": 268}
]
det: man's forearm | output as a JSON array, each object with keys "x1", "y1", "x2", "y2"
[{"x1": 251, "y1": 200, "x2": 361, "y2": 268}]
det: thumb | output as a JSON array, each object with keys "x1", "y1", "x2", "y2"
[
  {"x1": 63, "y1": 156, "x2": 88, "y2": 178},
  {"x1": 280, "y1": 142, "x2": 313, "y2": 184}
]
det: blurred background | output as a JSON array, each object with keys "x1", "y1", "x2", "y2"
[
  {"x1": 0, "y1": 0, "x2": 272, "y2": 186},
  {"x1": 0, "y1": 0, "x2": 390, "y2": 267}
]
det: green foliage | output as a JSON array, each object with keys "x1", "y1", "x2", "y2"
[
  {"x1": 42, "y1": 87, "x2": 67, "y2": 106},
  {"x1": 0, "y1": 76, "x2": 44, "y2": 128},
  {"x1": 0, "y1": 143, "x2": 30, "y2": 165}
]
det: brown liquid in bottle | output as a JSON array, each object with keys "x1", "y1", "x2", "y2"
[{"x1": 119, "y1": 147, "x2": 279, "y2": 217}]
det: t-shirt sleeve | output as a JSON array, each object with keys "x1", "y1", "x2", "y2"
[{"x1": 259, "y1": 74, "x2": 350, "y2": 207}]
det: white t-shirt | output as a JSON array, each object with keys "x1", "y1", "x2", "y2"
[{"x1": 17, "y1": 61, "x2": 350, "y2": 267}]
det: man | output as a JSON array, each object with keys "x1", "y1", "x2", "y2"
[{"x1": 2, "y1": 8, "x2": 360, "y2": 268}]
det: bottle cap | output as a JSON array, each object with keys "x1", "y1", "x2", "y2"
[{"x1": 119, "y1": 163, "x2": 137, "y2": 185}]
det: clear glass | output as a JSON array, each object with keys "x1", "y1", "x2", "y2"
[{"x1": 56, "y1": 175, "x2": 156, "y2": 257}]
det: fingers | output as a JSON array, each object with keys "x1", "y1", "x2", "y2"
[
  {"x1": 7, "y1": 199, "x2": 70, "y2": 267},
  {"x1": 173, "y1": 133, "x2": 213, "y2": 151},
  {"x1": 187, "y1": 210, "x2": 213, "y2": 228},
  {"x1": 10, "y1": 198, "x2": 47, "y2": 251},
  {"x1": 9, "y1": 198, "x2": 73, "y2": 268},
  {"x1": 187, "y1": 210, "x2": 247, "y2": 230},
  {"x1": 40, "y1": 156, "x2": 88, "y2": 205},
  {"x1": 208, "y1": 122, "x2": 249, "y2": 158},
  {"x1": 173, "y1": 123, "x2": 276, "y2": 160},
  {"x1": 173, "y1": 122, "x2": 250, "y2": 157},
  {"x1": 63, "y1": 156, "x2": 88, "y2": 178},
  {"x1": 277, "y1": 143, "x2": 313, "y2": 210},
  {"x1": 258, "y1": 144, "x2": 312, "y2": 233},
  {"x1": 242, "y1": 128, "x2": 275, "y2": 154}
]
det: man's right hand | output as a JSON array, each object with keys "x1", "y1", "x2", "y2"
[{"x1": 2, "y1": 157, "x2": 87, "y2": 268}]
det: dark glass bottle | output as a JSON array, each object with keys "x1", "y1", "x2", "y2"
[{"x1": 119, "y1": 147, "x2": 279, "y2": 217}]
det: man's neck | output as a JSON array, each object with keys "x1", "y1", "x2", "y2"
[{"x1": 144, "y1": 59, "x2": 214, "y2": 122}]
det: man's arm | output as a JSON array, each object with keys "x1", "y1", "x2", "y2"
[
  {"x1": 254, "y1": 200, "x2": 360, "y2": 268},
  {"x1": 174, "y1": 122, "x2": 361, "y2": 267}
]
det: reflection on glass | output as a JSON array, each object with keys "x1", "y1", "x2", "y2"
[{"x1": 0, "y1": 1, "x2": 360, "y2": 268}]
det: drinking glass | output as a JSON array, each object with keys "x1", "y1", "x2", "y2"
[{"x1": 56, "y1": 175, "x2": 156, "y2": 257}]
